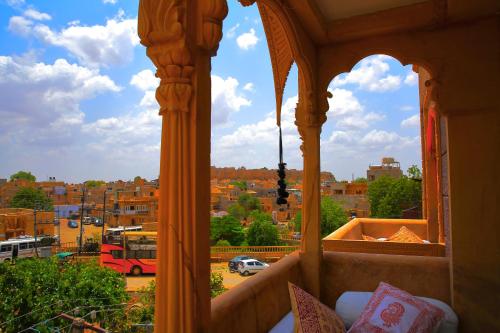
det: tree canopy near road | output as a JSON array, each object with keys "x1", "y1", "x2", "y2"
[
  {"x1": 368, "y1": 167, "x2": 422, "y2": 218},
  {"x1": 0, "y1": 258, "x2": 129, "y2": 332},
  {"x1": 246, "y1": 211, "x2": 280, "y2": 246},
  {"x1": 9, "y1": 187, "x2": 53, "y2": 210},
  {"x1": 210, "y1": 215, "x2": 245, "y2": 246},
  {"x1": 9, "y1": 171, "x2": 36, "y2": 182},
  {"x1": 293, "y1": 197, "x2": 348, "y2": 237}
]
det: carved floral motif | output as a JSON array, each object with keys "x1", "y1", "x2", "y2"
[{"x1": 138, "y1": 0, "x2": 193, "y2": 114}]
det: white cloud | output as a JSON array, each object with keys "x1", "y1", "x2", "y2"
[
  {"x1": 243, "y1": 82, "x2": 254, "y2": 92},
  {"x1": 328, "y1": 88, "x2": 363, "y2": 116},
  {"x1": 103, "y1": 0, "x2": 118, "y2": 4},
  {"x1": 404, "y1": 71, "x2": 418, "y2": 86},
  {"x1": 212, "y1": 75, "x2": 251, "y2": 126},
  {"x1": 236, "y1": 28, "x2": 259, "y2": 50},
  {"x1": 6, "y1": 0, "x2": 24, "y2": 7},
  {"x1": 23, "y1": 9, "x2": 51, "y2": 21},
  {"x1": 213, "y1": 95, "x2": 302, "y2": 169},
  {"x1": 0, "y1": 56, "x2": 120, "y2": 145},
  {"x1": 10, "y1": 12, "x2": 139, "y2": 68},
  {"x1": 401, "y1": 114, "x2": 420, "y2": 128},
  {"x1": 400, "y1": 105, "x2": 414, "y2": 112},
  {"x1": 332, "y1": 55, "x2": 402, "y2": 92},
  {"x1": 130, "y1": 69, "x2": 159, "y2": 91},
  {"x1": 226, "y1": 23, "x2": 239, "y2": 39},
  {"x1": 8, "y1": 16, "x2": 32, "y2": 36}
]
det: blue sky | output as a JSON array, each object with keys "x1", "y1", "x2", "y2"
[{"x1": 0, "y1": 0, "x2": 422, "y2": 183}]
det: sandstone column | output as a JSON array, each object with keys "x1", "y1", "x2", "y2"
[
  {"x1": 138, "y1": 1, "x2": 227, "y2": 332},
  {"x1": 296, "y1": 79, "x2": 329, "y2": 298}
]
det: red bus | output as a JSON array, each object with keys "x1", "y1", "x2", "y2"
[{"x1": 100, "y1": 231, "x2": 157, "y2": 275}]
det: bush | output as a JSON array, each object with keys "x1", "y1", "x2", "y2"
[
  {"x1": 0, "y1": 258, "x2": 129, "y2": 332},
  {"x1": 247, "y1": 211, "x2": 280, "y2": 246}
]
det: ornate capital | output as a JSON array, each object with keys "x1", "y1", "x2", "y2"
[
  {"x1": 295, "y1": 90, "x2": 330, "y2": 129},
  {"x1": 138, "y1": 0, "x2": 193, "y2": 114},
  {"x1": 199, "y1": 0, "x2": 228, "y2": 54},
  {"x1": 238, "y1": 0, "x2": 256, "y2": 7}
]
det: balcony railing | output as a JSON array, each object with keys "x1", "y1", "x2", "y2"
[{"x1": 322, "y1": 218, "x2": 445, "y2": 256}]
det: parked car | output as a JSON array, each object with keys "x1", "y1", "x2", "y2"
[
  {"x1": 238, "y1": 259, "x2": 269, "y2": 276},
  {"x1": 82, "y1": 217, "x2": 92, "y2": 225},
  {"x1": 67, "y1": 220, "x2": 78, "y2": 228},
  {"x1": 228, "y1": 255, "x2": 251, "y2": 273},
  {"x1": 93, "y1": 218, "x2": 103, "y2": 227}
]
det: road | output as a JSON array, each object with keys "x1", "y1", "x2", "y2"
[
  {"x1": 126, "y1": 263, "x2": 254, "y2": 292},
  {"x1": 57, "y1": 218, "x2": 106, "y2": 244}
]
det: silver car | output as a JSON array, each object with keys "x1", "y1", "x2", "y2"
[{"x1": 238, "y1": 259, "x2": 269, "y2": 276}]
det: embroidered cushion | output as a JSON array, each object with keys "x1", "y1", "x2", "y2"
[
  {"x1": 336, "y1": 291, "x2": 458, "y2": 332},
  {"x1": 288, "y1": 282, "x2": 345, "y2": 333},
  {"x1": 348, "y1": 282, "x2": 444, "y2": 333},
  {"x1": 387, "y1": 226, "x2": 424, "y2": 243}
]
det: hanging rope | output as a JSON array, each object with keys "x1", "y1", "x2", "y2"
[{"x1": 276, "y1": 126, "x2": 289, "y2": 205}]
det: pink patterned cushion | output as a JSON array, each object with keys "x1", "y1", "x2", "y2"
[
  {"x1": 288, "y1": 282, "x2": 346, "y2": 333},
  {"x1": 348, "y1": 282, "x2": 444, "y2": 333}
]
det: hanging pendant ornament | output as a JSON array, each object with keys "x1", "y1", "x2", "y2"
[{"x1": 277, "y1": 126, "x2": 289, "y2": 205}]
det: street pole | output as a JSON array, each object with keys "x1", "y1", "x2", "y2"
[
  {"x1": 101, "y1": 191, "x2": 106, "y2": 245},
  {"x1": 78, "y1": 187, "x2": 86, "y2": 255},
  {"x1": 33, "y1": 206, "x2": 38, "y2": 257}
]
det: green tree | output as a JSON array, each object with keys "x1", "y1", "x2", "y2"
[
  {"x1": 293, "y1": 198, "x2": 348, "y2": 237},
  {"x1": 246, "y1": 211, "x2": 279, "y2": 246},
  {"x1": 210, "y1": 272, "x2": 227, "y2": 298},
  {"x1": 237, "y1": 193, "x2": 261, "y2": 213},
  {"x1": 230, "y1": 180, "x2": 248, "y2": 191},
  {"x1": 320, "y1": 197, "x2": 348, "y2": 237},
  {"x1": 353, "y1": 177, "x2": 368, "y2": 183},
  {"x1": 227, "y1": 203, "x2": 246, "y2": 220},
  {"x1": 9, "y1": 187, "x2": 53, "y2": 210},
  {"x1": 227, "y1": 194, "x2": 261, "y2": 221},
  {"x1": 368, "y1": 175, "x2": 422, "y2": 218},
  {"x1": 210, "y1": 215, "x2": 245, "y2": 246},
  {"x1": 0, "y1": 258, "x2": 129, "y2": 332},
  {"x1": 215, "y1": 239, "x2": 231, "y2": 246},
  {"x1": 9, "y1": 171, "x2": 36, "y2": 182},
  {"x1": 407, "y1": 165, "x2": 422, "y2": 180},
  {"x1": 367, "y1": 176, "x2": 395, "y2": 217},
  {"x1": 293, "y1": 211, "x2": 302, "y2": 232},
  {"x1": 85, "y1": 180, "x2": 106, "y2": 188}
]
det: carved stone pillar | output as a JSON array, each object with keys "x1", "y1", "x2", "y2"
[
  {"x1": 296, "y1": 81, "x2": 329, "y2": 298},
  {"x1": 422, "y1": 79, "x2": 441, "y2": 243},
  {"x1": 138, "y1": 1, "x2": 227, "y2": 332}
]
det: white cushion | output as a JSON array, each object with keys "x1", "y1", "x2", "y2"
[
  {"x1": 269, "y1": 311, "x2": 294, "y2": 333},
  {"x1": 335, "y1": 291, "x2": 458, "y2": 332}
]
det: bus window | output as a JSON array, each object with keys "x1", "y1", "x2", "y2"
[
  {"x1": 0, "y1": 245, "x2": 12, "y2": 252},
  {"x1": 111, "y1": 250, "x2": 123, "y2": 259},
  {"x1": 126, "y1": 250, "x2": 137, "y2": 259},
  {"x1": 20, "y1": 243, "x2": 27, "y2": 250},
  {"x1": 151, "y1": 250, "x2": 156, "y2": 259},
  {"x1": 135, "y1": 250, "x2": 150, "y2": 259},
  {"x1": 28, "y1": 243, "x2": 34, "y2": 248}
]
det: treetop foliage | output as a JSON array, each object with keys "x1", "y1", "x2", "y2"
[
  {"x1": 293, "y1": 197, "x2": 348, "y2": 237},
  {"x1": 84, "y1": 180, "x2": 106, "y2": 188},
  {"x1": 246, "y1": 211, "x2": 280, "y2": 246},
  {"x1": 210, "y1": 215, "x2": 245, "y2": 246},
  {"x1": 368, "y1": 172, "x2": 422, "y2": 218},
  {"x1": 10, "y1": 187, "x2": 53, "y2": 210},
  {"x1": 0, "y1": 258, "x2": 129, "y2": 332},
  {"x1": 10, "y1": 171, "x2": 36, "y2": 182}
]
